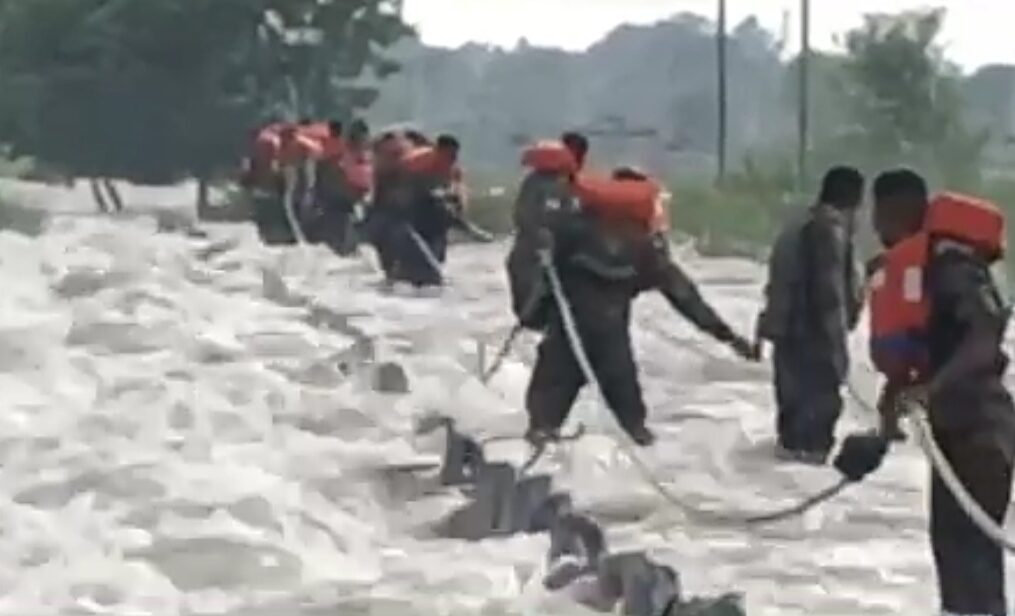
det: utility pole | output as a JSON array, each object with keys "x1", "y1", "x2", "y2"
[
  {"x1": 798, "y1": 0, "x2": 811, "y2": 189},
  {"x1": 716, "y1": 0, "x2": 728, "y2": 185}
]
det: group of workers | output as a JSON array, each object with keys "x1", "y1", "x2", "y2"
[
  {"x1": 242, "y1": 119, "x2": 1012, "y2": 615},
  {"x1": 506, "y1": 133, "x2": 1013, "y2": 616},
  {"x1": 240, "y1": 117, "x2": 488, "y2": 287}
]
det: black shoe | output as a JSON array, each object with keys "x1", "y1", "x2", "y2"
[
  {"x1": 626, "y1": 425, "x2": 656, "y2": 447},
  {"x1": 525, "y1": 427, "x2": 560, "y2": 447}
]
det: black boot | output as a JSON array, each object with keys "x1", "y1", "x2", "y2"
[{"x1": 626, "y1": 424, "x2": 656, "y2": 447}]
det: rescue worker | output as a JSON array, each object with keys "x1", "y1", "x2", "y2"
[
  {"x1": 243, "y1": 123, "x2": 284, "y2": 244},
  {"x1": 507, "y1": 132, "x2": 588, "y2": 329},
  {"x1": 756, "y1": 166, "x2": 865, "y2": 463},
  {"x1": 276, "y1": 123, "x2": 323, "y2": 242},
  {"x1": 313, "y1": 120, "x2": 371, "y2": 255},
  {"x1": 837, "y1": 168, "x2": 1014, "y2": 616},
  {"x1": 341, "y1": 119, "x2": 374, "y2": 238},
  {"x1": 305, "y1": 120, "x2": 345, "y2": 245},
  {"x1": 525, "y1": 167, "x2": 758, "y2": 447},
  {"x1": 366, "y1": 130, "x2": 414, "y2": 281},
  {"x1": 388, "y1": 134, "x2": 463, "y2": 287}
]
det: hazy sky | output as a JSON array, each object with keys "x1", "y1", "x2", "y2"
[{"x1": 402, "y1": 0, "x2": 1014, "y2": 70}]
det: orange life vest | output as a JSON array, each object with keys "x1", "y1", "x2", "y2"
[
  {"x1": 278, "y1": 133, "x2": 323, "y2": 165},
  {"x1": 250, "y1": 131, "x2": 280, "y2": 171},
  {"x1": 299, "y1": 122, "x2": 332, "y2": 143},
  {"x1": 401, "y1": 146, "x2": 457, "y2": 179},
  {"x1": 574, "y1": 174, "x2": 663, "y2": 232},
  {"x1": 868, "y1": 192, "x2": 1006, "y2": 383},
  {"x1": 319, "y1": 135, "x2": 346, "y2": 160},
  {"x1": 521, "y1": 141, "x2": 578, "y2": 175}
]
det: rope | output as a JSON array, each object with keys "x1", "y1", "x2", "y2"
[
  {"x1": 282, "y1": 165, "x2": 309, "y2": 247},
  {"x1": 539, "y1": 249, "x2": 849, "y2": 526},
  {"x1": 405, "y1": 225, "x2": 446, "y2": 285},
  {"x1": 480, "y1": 325, "x2": 523, "y2": 384},
  {"x1": 906, "y1": 402, "x2": 1015, "y2": 555},
  {"x1": 836, "y1": 381, "x2": 1015, "y2": 555}
]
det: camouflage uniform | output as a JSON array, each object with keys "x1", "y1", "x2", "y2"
[
  {"x1": 759, "y1": 203, "x2": 862, "y2": 457},
  {"x1": 919, "y1": 245, "x2": 1015, "y2": 616},
  {"x1": 526, "y1": 214, "x2": 743, "y2": 440}
]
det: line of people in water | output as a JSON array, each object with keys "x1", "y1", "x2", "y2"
[
  {"x1": 508, "y1": 135, "x2": 1013, "y2": 616},
  {"x1": 240, "y1": 117, "x2": 489, "y2": 287},
  {"x1": 243, "y1": 121, "x2": 1013, "y2": 616}
]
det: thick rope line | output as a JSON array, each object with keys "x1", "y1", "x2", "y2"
[
  {"x1": 539, "y1": 249, "x2": 847, "y2": 526},
  {"x1": 480, "y1": 324, "x2": 523, "y2": 384},
  {"x1": 831, "y1": 374, "x2": 1015, "y2": 555},
  {"x1": 282, "y1": 165, "x2": 310, "y2": 247},
  {"x1": 405, "y1": 225, "x2": 446, "y2": 284},
  {"x1": 907, "y1": 403, "x2": 1015, "y2": 555}
]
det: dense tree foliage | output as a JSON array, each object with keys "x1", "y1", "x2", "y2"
[
  {"x1": 0, "y1": 0, "x2": 411, "y2": 207},
  {"x1": 840, "y1": 9, "x2": 987, "y2": 187}
]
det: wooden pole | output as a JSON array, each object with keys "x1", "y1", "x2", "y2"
[
  {"x1": 717, "y1": 0, "x2": 728, "y2": 185},
  {"x1": 798, "y1": 0, "x2": 811, "y2": 188}
]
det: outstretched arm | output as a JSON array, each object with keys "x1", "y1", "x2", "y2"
[{"x1": 647, "y1": 236, "x2": 755, "y2": 357}]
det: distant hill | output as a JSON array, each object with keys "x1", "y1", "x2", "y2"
[{"x1": 367, "y1": 13, "x2": 1015, "y2": 177}]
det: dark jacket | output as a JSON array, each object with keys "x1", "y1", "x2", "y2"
[
  {"x1": 758, "y1": 203, "x2": 862, "y2": 378},
  {"x1": 507, "y1": 171, "x2": 582, "y2": 328},
  {"x1": 925, "y1": 242, "x2": 1015, "y2": 459},
  {"x1": 552, "y1": 213, "x2": 737, "y2": 344}
]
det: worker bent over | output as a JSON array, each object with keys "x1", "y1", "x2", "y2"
[
  {"x1": 519, "y1": 160, "x2": 758, "y2": 447},
  {"x1": 864, "y1": 169, "x2": 1015, "y2": 616}
]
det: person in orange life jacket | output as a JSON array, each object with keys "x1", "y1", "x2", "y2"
[
  {"x1": 337, "y1": 119, "x2": 374, "y2": 252},
  {"x1": 757, "y1": 166, "x2": 866, "y2": 464},
  {"x1": 244, "y1": 123, "x2": 295, "y2": 245},
  {"x1": 524, "y1": 167, "x2": 758, "y2": 447},
  {"x1": 832, "y1": 168, "x2": 1015, "y2": 616},
  {"x1": 341, "y1": 119, "x2": 374, "y2": 213},
  {"x1": 312, "y1": 120, "x2": 368, "y2": 255},
  {"x1": 366, "y1": 130, "x2": 415, "y2": 281},
  {"x1": 241, "y1": 123, "x2": 281, "y2": 191},
  {"x1": 396, "y1": 134, "x2": 462, "y2": 286},
  {"x1": 507, "y1": 132, "x2": 588, "y2": 329},
  {"x1": 278, "y1": 123, "x2": 323, "y2": 196}
]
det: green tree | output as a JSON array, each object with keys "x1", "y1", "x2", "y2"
[
  {"x1": 840, "y1": 8, "x2": 987, "y2": 188},
  {"x1": 0, "y1": 0, "x2": 411, "y2": 210}
]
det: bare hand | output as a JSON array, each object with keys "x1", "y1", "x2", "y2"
[{"x1": 730, "y1": 335, "x2": 761, "y2": 362}]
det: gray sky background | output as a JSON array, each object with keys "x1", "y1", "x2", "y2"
[{"x1": 402, "y1": 0, "x2": 1014, "y2": 70}]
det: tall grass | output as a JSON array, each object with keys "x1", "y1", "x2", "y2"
[{"x1": 466, "y1": 160, "x2": 1015, "y2": 275}]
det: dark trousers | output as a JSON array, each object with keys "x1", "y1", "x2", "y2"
[
  {"x1": 252, "y1": 192, "x2": 296, "y2": 245},
  {"x1": 772, "y1": 341, "x2": 842, "y2": 453},
  {"x1": 526, "y1": 310, "x2": 647, "y2": 437},
  {"x1": 319, "y1": 204, "x2": 355, "y2": 256},
  {"x1": 365, "y1": 210, "x2": 404, "y2": 280},
  {"x1": 398, "y1": 225, "x2": 445, "y2": 287},
  {"x1": 930, "y1": 434, "x2": 1012, "y2": 615}
]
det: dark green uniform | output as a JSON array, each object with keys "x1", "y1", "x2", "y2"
[
  {"x1": 922, "y1": 244, "x2": 1015, "y2": 616},
  {"x1": 526, "y1": 214, "x2": 743, "y2": 439},
  {"x1": 759, "y1": 203, "x2": 862, "y2": 458}
]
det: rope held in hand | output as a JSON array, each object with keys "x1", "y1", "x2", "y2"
[
  {"x1": 906, "y1": 402, "x2": 1015, "y2": 555},
  {"x1": 538, "y1": 248, "x2": 849, "y2": 526}
]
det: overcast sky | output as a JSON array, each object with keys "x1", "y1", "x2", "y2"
[{"x1": 402, "y1": 0, "x2": 1014, "y2": 71}]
